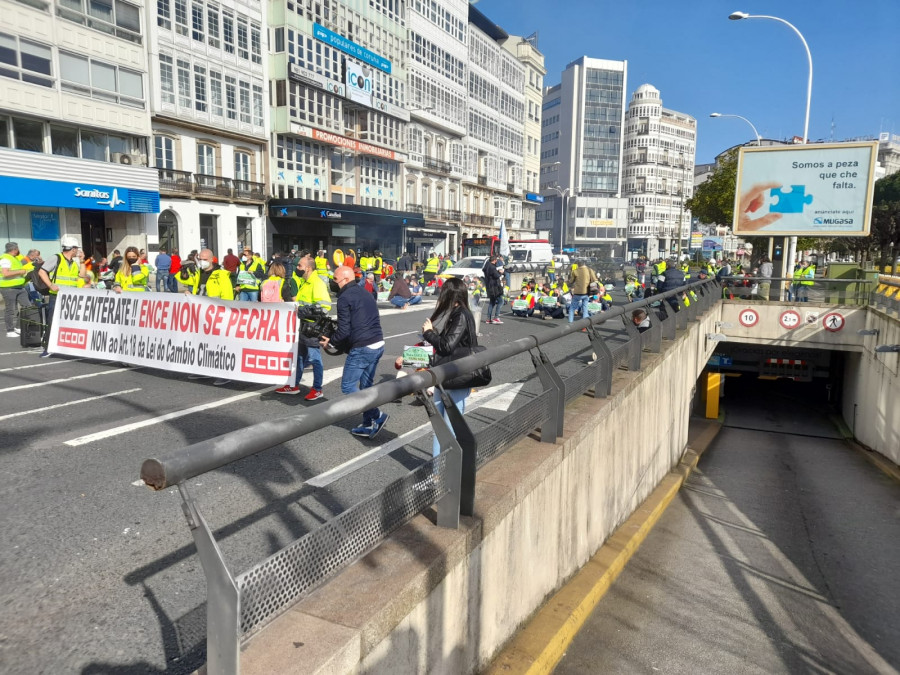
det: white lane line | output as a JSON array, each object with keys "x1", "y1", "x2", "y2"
[
  {"x1": 0, "y1": 349, "x2": 42, "y2": 356},
  {"x1": 67, "y1": 366, "x2": 346, "y2": 447},
  {"x1": 64, "y1": 389, "x2": 267, "y2": 447},
  {"x1": 0, "y1": 388, "x2": 142, "y2": 422},
  {"x1": 0, "y1": 360, "x2": 81, "y2": 373},
  {"x1": 306, "y1": 381, "x2": 524, "y2": 488},
  {"x1": 0, "y1": 368, "x2": 130, "y2": 394},
  {"x1": 383, "y1": 330, "x2": 419, "y2": 340}
]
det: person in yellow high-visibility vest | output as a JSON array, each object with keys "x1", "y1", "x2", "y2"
[
  {"x1": 112, "y1": 246, "x2": 150, "y2": 292},
  {"x1": 315, "y1": 249, "x2": 332, "y2": 279},
  {"x1": 547, "y1": 257, "x2": 556, "y2": 283},
  {"x1": 37, "y1": 236, "x2": 82, "y2": 356},
  {"x1": 180, "y1": 249, "x2": 235, "y2": 300},
  {"x1": 236, "y1": 247, "x2": 265, "y2": 301},
  {"x1": 1, "y1": 242, "x2": 33, "y2": 337},
  {"x1": 797, "y1": 259, "x2": 816, "y2": 302},
  {"x1": 423, "y1": 252, "x2": 440, "y2": 285},
  {"x1": 372, "y1": 250, "x2": 383, "y2": 279}
]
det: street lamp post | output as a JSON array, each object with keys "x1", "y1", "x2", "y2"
[
  {"x1": 551, "y1": 185, "x2": 572, "y2": 254},
  {"x1": 730, "y1": 11, "x2": 813, "y2": 286},
  {"x1": 709, "y1": 112, "x2": 762, "y2": 145}
]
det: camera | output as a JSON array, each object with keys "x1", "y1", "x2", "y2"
[{"x1": 297, "y1": 304, "x2": 342, "y2": 355}]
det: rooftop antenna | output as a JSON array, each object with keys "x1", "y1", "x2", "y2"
[{"x1": 830, "y1": 116, "x2": 835, "y2": 142}]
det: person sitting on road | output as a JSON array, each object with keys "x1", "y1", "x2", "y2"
[
  {"x1": 511, "y1": 285, "x2": 536, "y2": 317},
  {"x1": 538, "y1": 284, "x2": 566, "y2": 320},
  {"x1": 388, "y1": 271, "x2": 423, "y2": 310}
]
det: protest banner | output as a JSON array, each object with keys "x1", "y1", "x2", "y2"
[{"x1": 47, "y1": 288, "x2": 300, "y2": 385}]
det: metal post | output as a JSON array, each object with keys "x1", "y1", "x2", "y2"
[
  {"x1": 178, "y1": 483, "x2": 240, "y2": 675},
  {"x1": 621, "y1": 315, "x2": 643, "y2": 371},
  {"x1": 421, "y1": 392, "x2": 463, "y2": 529},
  {"x1": 436, "y1": 385, "x2": 478, "y2": 518},
  {"x1": 585, "y1": 325, "x2": 614, "y2": 397},
  {"x1": 529, "y1": 347, "x2": 564, "y2": 441},
  {"x1": 659, "y1": 302, "x2": 677, "y2": 341}
]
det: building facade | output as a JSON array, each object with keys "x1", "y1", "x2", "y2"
[
  {"x1": 538, "y1": 56, "x2": 629, "y2": 258},
  {"x1": 0, "y1": 0, "x2": 159, "y2": 258},
  {"x1": 623, "y1": 83, "x2": 696, "y2": 260},
  {"x1": 147, "y1": 0, "x2": 269, "y2": 261},
  {"x1": 878, "y1": 132, "x2": 900, "y2": 178},
  {"x1": 265, "y1": 0, "x2": 418, "y2": 260}
]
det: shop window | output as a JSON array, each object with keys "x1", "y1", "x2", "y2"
[{"x1": 158, "y1": 210, "x2": 179, "y2": 253}]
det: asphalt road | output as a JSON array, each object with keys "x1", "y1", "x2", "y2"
[
  {"x1": 0, "y1": 294, "x2": 631, "y2": 675},
  {"x1": 555, "y1": 378, "x2": 900, "y2": 675}
]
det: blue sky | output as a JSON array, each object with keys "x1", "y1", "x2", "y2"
[{"x1": 478, "y1": 0, "x2": 900, "y2": 163}]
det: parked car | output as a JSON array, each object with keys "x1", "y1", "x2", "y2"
[{"x1": 439, "y1": 256, "x2": 487, "y2": 280}]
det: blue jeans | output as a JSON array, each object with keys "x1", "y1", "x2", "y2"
[
  {"x1": 487, "y1": 295, "x2": 503, "y2": 321},
  {"x1": 432, "y1": 387, "x2": 470, "y2": 457},
  {"x1": 390, "y1": 295, "x2": 421, "y2": 308},
  {"x1": 569, "y1": 294, "x2": 588, "y2": 322},
  {"x1": 296, "y1": 345, "x2": 323, "y2": 390},
  {"x1": 166, "y1": 273, "x2": 178, "y2": 292},
  {"x1": 155, "y1": 271, "x2": 170, "y2": 293},
  {"x1": 341, "y1": 345, "x2": 384, "y2": 425},
  {"x1": 239, "y1": 290, "x2": 259, "y2": 302}
]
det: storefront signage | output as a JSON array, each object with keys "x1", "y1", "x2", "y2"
[
  {"x1": 525, "y1": 193, "x2": 544, "y2": 203},
  {"x1": 289, "y1": 64, "x2": 346, "y2": 97},
  {"x1": 313, "y1": 22, "x2": 391, "y2": 74},
  {"x1": 30, "y1": 210, "x2": 60, "y2": 240},
  {"x1": 345, "y1": 61, "x2": 373, "y2": 106},
  {"x1": 589, "y1": 219, "x2": 615, "y2": 226},
  {"x1": 320, "y1": 210, "x2": 342, "y2": 219},
  {"x1": 373, "y1": 99, "x2": 410, "y2": 122},
  {"x1": 0, "y1": 175, "x2": 159, "y2": 213},
  {"x1": 310, "y1": 128, "x2": 398, "y2": 161}
]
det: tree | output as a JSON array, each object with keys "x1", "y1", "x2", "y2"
[{"x1": 685, "y1": 150, "x2": 738, "y2": 227}]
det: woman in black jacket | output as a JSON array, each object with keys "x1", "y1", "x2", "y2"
[
  {"x1": 422, "y1": 277, "x2": 475, "y2": 458},
  {"x1": 482, "y1": 255, "x2": 504, "y2": 324}
]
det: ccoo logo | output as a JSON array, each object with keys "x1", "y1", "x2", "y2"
[
  {"x1": 241, "y1": 349, "x2": 294, "y2": 376},
  {"x1": 59, "y1": 327, "x2": 88, "y2": 349}
]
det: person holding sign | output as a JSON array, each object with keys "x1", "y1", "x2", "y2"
[
  {"x1": 112, "y1": 247, "x2": 149, "y2": 293},
  {"x1": 511, "y1": 286, "x2": 535, "y2": 317},
  {"x1": 236, "y1": 247, "x2": 266, "y2": 301}
]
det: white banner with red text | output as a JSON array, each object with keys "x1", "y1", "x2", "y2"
[{"x1": 48, "y1": 288, "x2": 300, "y2": 385}]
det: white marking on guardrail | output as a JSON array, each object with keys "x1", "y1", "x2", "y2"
[
  {"x1": 306, "y1": 381, "x2": 525, "y2": 488},
  {"x1": 0, "y1": 388, "x2": 142, "y2": 422},
  {"x1": 0, "y1": 368, "x2": 131, "y2": 394}
]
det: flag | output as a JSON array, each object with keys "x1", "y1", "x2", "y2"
[{"x1": 499, "y1": 221, "x2": 510, "y2": 257}]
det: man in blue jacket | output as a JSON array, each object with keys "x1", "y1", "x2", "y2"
[{"x1": 321, "y1": 265, "x2": 389, "y2": 438}]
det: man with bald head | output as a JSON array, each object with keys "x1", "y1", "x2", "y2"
[
  {"x1": 180, "y1": 248, "x2": 234, "y2": 300},
  {"x1": 320, "y1": 265, "x2": 389, "y2": 438}
]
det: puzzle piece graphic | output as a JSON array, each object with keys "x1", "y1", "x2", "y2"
[{"x1": 769, "y1": 185, "x2": 813, "y2": 214}]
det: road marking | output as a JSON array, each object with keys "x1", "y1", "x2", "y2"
[
  {"x1": 64, "y1": 389, "x2": 267, "y2": 447},
  {"x1": 306, "y1": 381, "x2": 525, "y2": 488},
  {"x1": 0, "y1": 360, "x2": 80, "y2": 373},
  {"x1": 0, "y1": 349, "x2": 42, "y2": 356},
  {"x1": 0, "y1": 388, "x2": 142, "y2": 422},
  {"x1": 384, "y1": 330, "x2": 419, "y2": 340},
  {"x1": 0, "y1": 368, "x2": 131, "y2": 394}
]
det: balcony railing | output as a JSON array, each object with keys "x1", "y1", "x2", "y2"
[
  {"x1": 158, "y1": 169, "x2": 265, "y2": 202},
  {"x1": 405, "y1": 204, "x2": 463, "y2": 222},
  {"x1": 422, "y1": 156, "x2": 452, "y2": 174},
  {"x1": 466, "y1": 213, "x2": 494, "y2": 226}
]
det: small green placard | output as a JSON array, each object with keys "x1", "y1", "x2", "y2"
[
  {"x1": 512, "y1": 299, "x2": 529, "y2": 310},
  {"x1": 587, "y1": 302, "x2": 603, "y2": 313},
  {"x1": 377, "y1": 291, "x2": 390, "y2": 301},
  {"x1": 402, "y1": 345, "x2": 432, "y2": 368},
  {"x1": 540, "y1": 297, "x2": 558, "y2": 307}
]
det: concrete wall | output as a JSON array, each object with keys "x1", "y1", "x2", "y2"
[
  {"x1": 240, "y1": 305, "x2": 721, "y2": 675},
  {"x1": 841, "y1": 307, "x2": 900, "y2": 465},
  {"x1": 719, "y1": 302, "x2": 867, "y2": 351}
]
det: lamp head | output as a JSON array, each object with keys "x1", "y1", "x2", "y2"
[
  {"x1": 710, "y1": 113, "x2": 721, "y2": 118},
  {"x1": 729, "y1": 11, "x2": 749, "y2": 20},
  {"x1": 875, "y1": 344, "x2": 900, "y2": 353}
]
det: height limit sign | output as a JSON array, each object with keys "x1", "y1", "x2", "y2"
[{"x1": 739, "y1": 308, "x2": 759, "y2": 328}]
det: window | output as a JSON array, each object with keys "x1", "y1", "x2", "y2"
[
  {"x1": 174, "y1": 0, "x2": 188, "y2": 35},
  {"x1": 251, "y1": 84, "x2": 263, "y2": 126},
  {"x1": 0, "y1": 33, "x2": 53, "y2": 87},
  {"x1": 250, "y1": 24, "x2": 261, "y2": 64},
  {"x1": 234, "y1": 151, "x2": 249, "y2": 181},
  {"x1": 80, "y1": 130, "x2": 107, "y2": 160},
  {"x1": 196, "y1": 143, "x2": 215, "y2": 175},
  {"x1": 159, "y1": 53, "x2": 174, "y2": 104},
  {"x1": 13, "y1": 118, "x2": 44, "y2": 152},
  {"x1": 210, "y1": 70, "x2": 223, "y2": 116},
  {"x1": 239, "y1": 81, "x2": 250, "y2": 123},
  {"x1": 59, "y1": 52, "x2": 144, "y2": 107},
  {"x1": 57, "y1": 0, "x2": 142, "y2": 42},
  {"x1": 176, "y1": 58, "x2": 191, "y2": 107},
  {"x1": 191, "y1": 1, "x2": 203, "y2": 41},
  {"x1": 207, "y1": 3, "x2": 219, "y2": 48},
  {"x1": 51, "y1": 126, "x2": 79, "y2": 156},
  {"x1": 236, "y1": 17, "x2": 248, "y2": 60},
  {"x1": 224, "y1": 76, "x2": 236, "y2": 119},
  {"x1": 236, "y1": 216, "x2": 251, "y2": 251},
  {"x1": 157, "y1": 0, "x2": 170, "y2": 29},
  {"x1": 222, "y1": 9, "x2": 234, "y2": 53},
  {"x1": 273, "y1": 26, "x2": 284, "y2": 52},
  {"x1": 154, "y1": 135, "x2": 174, "y2": 169},
  {"x1": 193, "y1": 64, "x2": 207, "y2": 112}
]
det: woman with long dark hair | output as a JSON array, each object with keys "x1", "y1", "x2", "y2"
[{"x1": 422, "y1": 277, "x2": 476, "y2": 458}]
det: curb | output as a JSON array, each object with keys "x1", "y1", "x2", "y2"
[
  {"x1": 828, "y1": 413, "x2": 900, "y2": 485},
  {"x1": 484, "y1": 420, "x2": 723, "y2": 675}
]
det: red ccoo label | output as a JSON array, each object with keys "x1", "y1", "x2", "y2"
[
  {"x1": 241, "y1": 349, "x2": 294, "y2": 376},
  {"x1": 59, "y1": 327, "x2": 88, "y2": 349}
]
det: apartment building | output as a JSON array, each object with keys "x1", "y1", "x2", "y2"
[
  {"x1": 538, "y1": 56, "x2": 629, "y2": 258},
  {"x1": 0, "y1": 0, "x2": 159, "y2": 258},
  {"x1": 623, "y1": 83, "x2": 696, "y2": 259},
  {"x1": 147, "y1": 0, "x2": 268, "y2": 260},
  {"x1": 265, "y1": 0, "x2": 416, "y2": 259}
]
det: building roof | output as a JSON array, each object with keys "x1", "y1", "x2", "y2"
[{"x1": 468, "y1": 3, "x2": 508, "y2": 41}]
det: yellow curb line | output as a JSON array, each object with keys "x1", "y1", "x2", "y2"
[
  {"x1": 853, "y1": 443, "x2": 900, "y2": 485},
  {"x1": 484, "y1": 424, "x2": 721, "y2": 675}
]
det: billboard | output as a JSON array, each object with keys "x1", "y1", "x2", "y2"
[{"x1": 733, "y1": 141, "x2": 878, "y2": 236}]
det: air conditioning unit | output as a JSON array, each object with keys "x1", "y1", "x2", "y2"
[{"x1": 112, "y1": 152, "x2": 147, "y2": 166}]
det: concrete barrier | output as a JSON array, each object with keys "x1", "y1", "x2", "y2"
[{"x1": 238, "y1": 306, "x2": 721, "y2": 675}]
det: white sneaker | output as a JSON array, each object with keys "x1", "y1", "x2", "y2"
[{"x1": 6, "y1": 331, "x2": 18, "y2": 338}]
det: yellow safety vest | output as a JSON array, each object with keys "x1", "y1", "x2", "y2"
[
  {"x1": 315, "y1": 255, "x2": 330, "y2": 277},
  {"x1": 115, "y1": 263, "x2": 149, "y2": 291},
  {"x1": 424, "y1": 257, "x2": 440, "y2": 273},
  {"x1": 800, "y1": 264, "x2": 816, "y2": 286},
  {"x1": 0, "y1": 253, "x2": 31, "y2": 288},
  {"x1": 50, "y1": 255, "x2": 81, "y2": 294},
  {"x1": 372, "y1": 256, "x2": 383, "y2": 275},
  {"x1": 296, "y1": 271, "x2": 332, "y2": 311},
  {"x1": 185, "y1": 268, "x2": 235, "y2": 300},
  {"x1": 237, "y1": 260, "x2": 263, "y2": 290},
  {"x1": 548, "y1": 259, "x2": 556, "y2": 272}
]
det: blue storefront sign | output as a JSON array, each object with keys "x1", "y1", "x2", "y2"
[
  {"x1": 525, "y1": 193, "x2": 545, "y2": 203},
  {"x1": 0, "y1": 175, "x2": 159, "y2": 213},
  {"x1": 312, "y1": 23, "x2": 391, "y2": 74},
  {"x1": 30, "y1": 211, "x2": 60, "y2": 240}
]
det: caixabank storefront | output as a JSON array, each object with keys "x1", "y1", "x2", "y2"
[
  {"x1": 268, "y1": 197, "x2": 429, "y2": 260},
  {"x1": 0, "y1": 147, "x2": 159, "y2": 258}
]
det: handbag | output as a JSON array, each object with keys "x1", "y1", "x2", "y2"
[{"x1": 436, "y1": 310, "x2": 492, "y2": 389}]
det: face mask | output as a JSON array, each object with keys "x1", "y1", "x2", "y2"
[
  {"x1": 73, "y1": 257, "x2": 82, "y2": 264},
  {"x1": 329, "y1": 279, "x2": 341, "y2": 294},
  {"x1": 126, "y1": 257, "x2": 138, "y2": 264},
  {"x1": 241, "y1": 256, "x2": 249, "y2": 262},
  {"x1": 198, "y1": 259, "x2": 211, "y2": 270}
]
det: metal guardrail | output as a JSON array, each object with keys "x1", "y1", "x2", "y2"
[
  {"x1": 140, "y1": 279, "x2": 721, "y2": 674},
  {"x1": 719, "y1": 276, "x2": 875, "y2": 305},
  {"x1": 871, "y1": 275, "x2": 900, "y2": 315}
]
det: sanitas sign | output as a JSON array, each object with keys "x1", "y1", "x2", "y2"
[{"x1": 0, "y1": 175, "x2": 159, "y2": 213}]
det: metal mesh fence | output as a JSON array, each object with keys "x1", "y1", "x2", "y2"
[
  {"x1": 237, "y1": 453, "x2": 448, "y2": 637},
  {"x1": 475, "y1": 393, "x2": 552, "y2": 469}
]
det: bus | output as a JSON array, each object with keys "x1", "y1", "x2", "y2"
[{"x1": 462, "y1": 237, "x2": 553, "y2": 260}]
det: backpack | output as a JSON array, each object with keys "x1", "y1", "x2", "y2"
[
  {"x1": 260, "y1": 277, "x2": 282, "y2": 303},
  {"x1": 30, "y1": 254, "x2": 62, "y2": 293}
]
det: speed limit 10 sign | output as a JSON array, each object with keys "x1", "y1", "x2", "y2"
[{"x1": 739, "y1": 308, "x2": 759, "y2": 328}]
